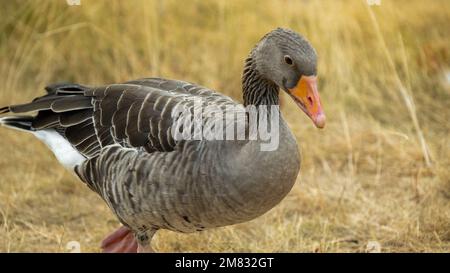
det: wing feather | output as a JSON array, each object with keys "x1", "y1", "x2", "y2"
[{"x1": 2, "y1": 78, "x2": 237, "y2": 158}]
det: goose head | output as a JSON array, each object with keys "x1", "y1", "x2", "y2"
[{"x1": 252, "y1": 28, "x2": 326, "y2": 128}]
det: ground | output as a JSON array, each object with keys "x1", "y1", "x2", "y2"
[{"x1": 0, "y1": 0, "x2": 449, "y2": 252}]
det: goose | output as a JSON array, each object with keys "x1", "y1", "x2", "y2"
[{"x1": 0, "y1": 28, "x2": 325, "y2": 252}]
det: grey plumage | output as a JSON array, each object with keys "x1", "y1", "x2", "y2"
[{"x1": 0, "y1": 28, "x2": 322, "y2": 251}]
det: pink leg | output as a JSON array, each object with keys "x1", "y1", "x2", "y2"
[{"x1": 101, "y1": 226, "x2": 138, "y2": 253}]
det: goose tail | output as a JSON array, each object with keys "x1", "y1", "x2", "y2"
[
  {"x1": 0, "y1": 115, "x2": 35, "y2": 132},
  {"x1": 0, "y1": 106, "x2": 86, "y2": 170}
]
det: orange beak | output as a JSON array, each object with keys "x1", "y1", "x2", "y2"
[{"x1": 288, "y1": 75, "x2": 326, "y2": 128}]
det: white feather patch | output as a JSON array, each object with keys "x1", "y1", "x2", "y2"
[{"x1": 33, "y1": 129, "x2": 86, "y2": 170}]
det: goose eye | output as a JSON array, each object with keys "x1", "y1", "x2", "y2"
[{"x1": 284, "y1": 55, "x2": 294, "y2": 65}]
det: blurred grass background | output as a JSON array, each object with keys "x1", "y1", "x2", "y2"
[{"x1": 0, "y1": 0, "x2": 449, "y2": 252}]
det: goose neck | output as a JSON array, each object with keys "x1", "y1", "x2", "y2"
[{"x1": 242, "y1": 56, "x2": 279, "y2": 107}]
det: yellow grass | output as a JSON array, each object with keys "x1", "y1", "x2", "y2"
[{"x1": 0, "y1": 0, "x2": 449, "y2": 252}]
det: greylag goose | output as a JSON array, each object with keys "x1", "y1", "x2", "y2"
[{"x1": 0, "y1": 28, "x2": 325, "y2": 252}]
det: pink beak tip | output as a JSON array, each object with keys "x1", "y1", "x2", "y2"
[{"x1": 313, "y1": 113, "x2": 326, "y2": 128}]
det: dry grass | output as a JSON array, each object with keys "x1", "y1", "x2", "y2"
[{"x1": 0, "y1": 0, "x2": 449, "y2": 252}]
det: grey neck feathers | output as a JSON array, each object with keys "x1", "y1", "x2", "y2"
[{"x1": 242, "y1": 56, "x2": 279, "y2": 107}]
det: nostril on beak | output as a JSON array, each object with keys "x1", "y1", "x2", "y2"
[{"x1": 307, "y1": 96, "x2": 313, "y2": 106}]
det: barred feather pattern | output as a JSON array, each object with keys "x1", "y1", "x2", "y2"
[
  {"x1": 75, "y1": 122, "x2": 299, "y2": 234},
  {"x1": 5, "y1": 78, "x2": 237, "y2": 158}
]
